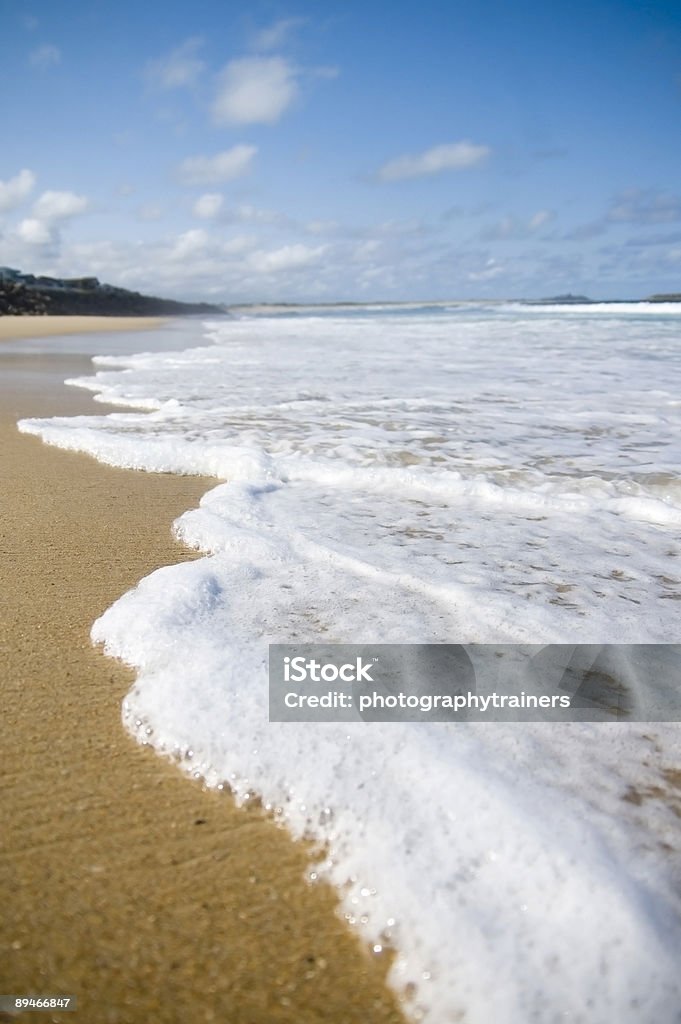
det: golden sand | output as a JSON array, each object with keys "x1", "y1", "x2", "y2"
[
  {"x1": 0, "y1": 316, "x2": 165, "y2": 342},
  {"x1": 0, "y1": 350, "x2": 405, "y2": 1024}
]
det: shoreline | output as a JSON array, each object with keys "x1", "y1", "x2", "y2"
[{"x1": 0, "y1": 341, "x2": 404, "y2": 1023}]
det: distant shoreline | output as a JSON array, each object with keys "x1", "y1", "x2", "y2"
[
  {"x1": 225, "y1": 295, "x2": 681, "y2": 313},
  {"x1": 2, "y1": 291, "x2": 679, "y2": 326}
]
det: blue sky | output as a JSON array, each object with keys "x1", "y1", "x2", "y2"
[{"x1": 1, "y1": 0, "x2": 680, "y2": 301}]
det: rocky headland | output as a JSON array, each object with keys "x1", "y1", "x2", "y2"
[{"x1": 0, "y1": 267, "x2": 224, "y2": 317}]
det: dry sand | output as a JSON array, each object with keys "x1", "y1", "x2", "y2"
[
  {"x1": 0, "y1": 317, "x2": 165, "y2": 342},
  {"x1": 0, "y1": 339, "x2": 405, "y2": 1023}
]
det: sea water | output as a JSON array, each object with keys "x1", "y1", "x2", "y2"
[{"x1": 19, "y1": 303, "x2": 681, "y2": 1022}]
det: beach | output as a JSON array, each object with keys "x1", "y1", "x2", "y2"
[
  {"x1": 3, "y1": 2, "x2": 680, "y2": 1017},
  {"x1": 2, "y1": 306, "x2": 680, "y2": 1024},
  {"x1": 0, "y1": 318, "x2": 403, "y2": 1024}
]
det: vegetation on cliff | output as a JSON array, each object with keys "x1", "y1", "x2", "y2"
[{"x1": 0, "y1": 268, "x2": 224, "y2": 317}]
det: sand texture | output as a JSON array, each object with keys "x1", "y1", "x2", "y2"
[
  {"x1": 0, "y1": 316, "x2": 165, "y2": 342},
  {"x1": 0, "y1": 353, "x2": 404, "y2": 1024}
]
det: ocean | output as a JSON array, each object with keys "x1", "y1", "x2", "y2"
[{"x1": 20, "y1": 302, "x2": 681, "y2": 1022}]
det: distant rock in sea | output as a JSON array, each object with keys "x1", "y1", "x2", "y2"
[
  {"x1": 0, "y1": 267, "x2": 225, "y2": 317},
  {"x1": 524, "y1": 293, "x2": 593, "y2": 305}
]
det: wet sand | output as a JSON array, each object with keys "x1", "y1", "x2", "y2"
[{"x1": 0, "y1": 341, "x2": 404, "y2": 1023}]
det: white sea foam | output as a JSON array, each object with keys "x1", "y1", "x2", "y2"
[
  {"x1": 501, "y1": 300, "x2": 681, "y2": 315},
  {"x1": 19, "y1": 304, "x2": 681, "y2": 1022}
]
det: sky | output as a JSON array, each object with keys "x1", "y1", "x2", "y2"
[{"x1": 1, "y1": 0, "x2": 681, "y2": 302}]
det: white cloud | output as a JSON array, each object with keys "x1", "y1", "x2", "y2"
[
  {"x1": 29, "y1": 44, "x2": 61, "y2": 69},
  {"x1": 212, "y1": 57, "x2": 298, "y2": 125},
  {"x1": 146, "y1": 37, "x2": 205, "y2": 90},
  {"x1": 32, "y1": 190, "x2": 89, "y2": 221},
  {"x1": 194, "y1": 193, "x2": 224, "y2": 219},
  {"x1": 253, "y1": 17, "x2": 306, "y2": 51},
  {"x1": 306, "y1": 219, "x2": 340, "y2": 235},
  {"x1": 193, "y1": 194, "x2": 286, "y2": 226},
  {"x1": 378, "y1": 141, "x2": 490, "y2": 182},
  {"x1": 230, "y1": 204, "x2": 283, "y2": 225},
  {"x1": 481, "y1": 209, "x2": 555, "y2": 241},
  {"x1": 222, "y1": 235, "x2": 254, "y2": 255},
  {"x1": 480, "y1": 215, "x2": 516, "y2": 241},
  {"x1": 468, "y1": 257, "x2": 505, "y2": 282},
  {"x1": 178, "y1": 145, "x2": 257, "y2": 185},
  {"x1": 17, "y1": 218, "x2": 54, "y2": 245},
  {"x1": 170, "y1": 229, "x2": 210, "y2": 261},
  {"x1": 529, "y1": 209, "x2": 554, "y2": 230},
  {"x1": 353, "y1": 239, "x2": 382, "y2": 262},
  {"x1": 0, "y1": 169, "x2": 36, "y2": 212},
  {"x1": 137, "y1": 203, "x2": 164, "y2": 222},
  {"x1": 248, "y1": 243, "x2": 326, "y2": 274},
  {"x1": 10, "y1": 190, "x2": 89, "y2": 249}
]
